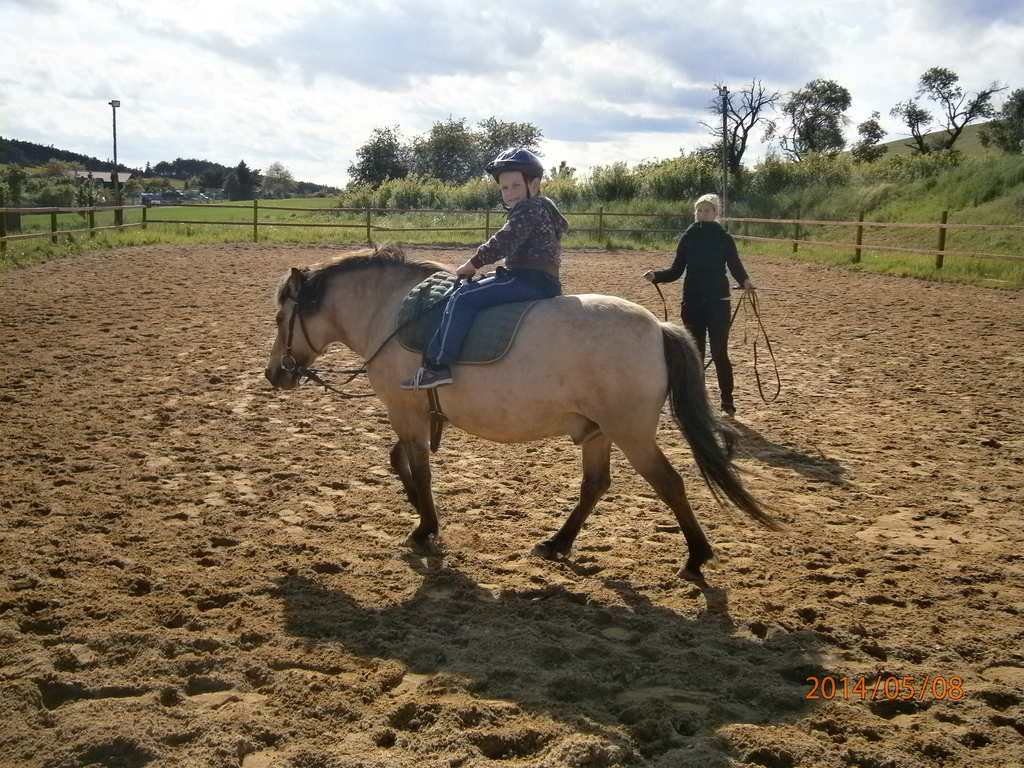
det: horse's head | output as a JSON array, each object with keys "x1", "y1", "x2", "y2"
[{"x1": 265, "y1": 267, "x2": 324, "y2": 389}]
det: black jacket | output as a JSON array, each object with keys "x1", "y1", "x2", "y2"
[{"x1": 652, "y1": 221, "x2": 749, "y2": 304}]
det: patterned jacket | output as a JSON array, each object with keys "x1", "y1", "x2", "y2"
[{"x1": 470, "y1": 196, "x2": 569, "y2": 278}]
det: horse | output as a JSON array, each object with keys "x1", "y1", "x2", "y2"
[{"x1": 264, "y1": 244, "x2": 778, "y2": 585}]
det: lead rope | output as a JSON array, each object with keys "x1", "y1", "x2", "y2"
[{"x1": 718, "y1": 290, "x2": 781, "y2": 403}]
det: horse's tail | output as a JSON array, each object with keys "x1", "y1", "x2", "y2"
[{"x1": 660, "y1": 323, "x2": 780, "y2": 530}]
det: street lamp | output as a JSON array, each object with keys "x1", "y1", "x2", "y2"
[
  {"x1": 715, "y1": 84, "x2": 729, "y2": 225},
  {"x1": 109, "y1": 99, "x2": 121, "y2": 225}
]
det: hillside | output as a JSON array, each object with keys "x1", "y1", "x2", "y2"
[
  {"x1": 860, "y1": 121, "x2": 999, "y2": 159},
  {"x1": 0, "y1": 137, "x2": 339, "y2": 194}
]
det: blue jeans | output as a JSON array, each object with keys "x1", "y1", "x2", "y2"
[{"x1": 426, "y1": 268, "x2": 560, "y2": 366}]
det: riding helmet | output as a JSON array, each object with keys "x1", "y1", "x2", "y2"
[{"x1": 486, "y1": 148, "x2": 544, "y2": 181}]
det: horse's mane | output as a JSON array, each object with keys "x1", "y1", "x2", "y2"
[{"x1": 277, "y1": 243, "x2": 449, "y2": 313}]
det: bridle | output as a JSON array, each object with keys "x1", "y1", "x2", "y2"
[
  {"x1": 278, "y1": 292, "x2": 376, "y2": 398},
  {"x1": 276, "y1": 275, "x2": 468, "y2": 398}
]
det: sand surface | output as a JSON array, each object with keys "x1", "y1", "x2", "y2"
[{"x1": 1, "y1": 243, "x2": 1022, "y2": 767}]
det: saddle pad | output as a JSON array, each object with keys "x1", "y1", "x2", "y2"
[{"x1": 396, "y1": 271, "x2": 538, "y2": 364}]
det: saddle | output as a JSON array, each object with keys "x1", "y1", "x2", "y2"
[{"x1": 396, "y1": 271, "x2": 539, "y2": 364}]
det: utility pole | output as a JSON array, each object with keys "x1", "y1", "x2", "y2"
[
  {"x1": 109, "y1": 99, "x2": 122, "y2": 226},
  {"x1": 716, "y1": 84, "x2": 729, "y2": 225}
]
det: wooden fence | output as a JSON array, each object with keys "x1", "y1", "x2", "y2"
[{"x1": 2, "y1": 202, "x2": 1022, "y2": 268}]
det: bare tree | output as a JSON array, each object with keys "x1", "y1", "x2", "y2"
[{"x1": 701, "y1": 79, "x2": 780, "y2": 174}]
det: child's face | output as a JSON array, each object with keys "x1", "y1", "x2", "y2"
[
  {"x1": 498, "y1": 171, "x2": 539, "y2": 206},
  {"x1": 694, "y1": 203, "x2": 717, "y2": 222}
]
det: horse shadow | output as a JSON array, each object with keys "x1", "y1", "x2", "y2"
[
  {"x1": 273, "y1": 562, "x2": 829, "y2": 762},
  {"x1": 731, "y1": 420, "x2": 848, "y2": 486}
]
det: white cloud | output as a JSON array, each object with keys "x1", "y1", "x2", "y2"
[{"x1": 1, "y1": 0, "x2": 1021, "y2": 186}]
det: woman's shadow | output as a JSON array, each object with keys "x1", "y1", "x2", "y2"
[
  {"x1": 730, "y1": 420, "x2": 848, "y2": 485},
  {"x1": 273, "y1": 561, "x2": 829, "y2": 762}
]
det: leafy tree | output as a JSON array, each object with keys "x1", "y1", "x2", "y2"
[
  {"x1": 548, "y1": 160, "x2": 576, "y2": 181},
  {"x1": 889, "y1": 100, "x2": 934, "y2": 153},
  {"x1": 980, "y1": 88, "x2": 1024, "y2": 154},
  {"x1": 223, "y1": 160, "x2": 260, "y2": 201},
  {"x1": 1, "y1": 164, "x2": 27, "y2": 205},
  {"x1": 262, "y1": 162, "x2": 295, "y2": 198},
  {"x1": 771, "y1": 79, "x2": 851, "y2": 160},
  {"x1": 892, "y1": 67, "x2": 1004, "y2": 153},
  {"x1": 475, "y1": 117, "x2": 543, "y2": 169},
  {"x1": 348, "y1": 126, "x2": 409, "y2": 186},
  {"x1": 38, "y1": 159, "x2": 82, "y2": 178},
  {"x1": 409, "y1": 118, "x2": 480, "y2": 184},
  {"x1": 701, "y1": 79, "x2": 781, "y2": 174},
  {"x1": 851, "y1": 112, "x2": 888, "y2": 163}
]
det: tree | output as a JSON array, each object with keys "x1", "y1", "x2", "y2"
[
  {"x1": 348, "y1": 126, "x2": 409, "y2": 187},
  {"x1": 223, "y1": 160, "x2": 260, "y2": 201},
  {"x1": 409, "y1": 118, "x2": 480, "y2": 184},
  {"x1": 980, "y1": 88, "x2": 1024, "y2": 154},
  {"x1": 262, "y1": 162, "x2": 295, "y2": 198},
  {"x1": 889, "y1": 100, "x2": 934, "y2": 153},
  {"x1": 701, "y1": 79, "x2": 780, "y2": 174},
  {"x1": 548, "y1": 160, "x2": 576, "y2": 181},
  {"x1": 851, "y1": 112, "x2": 888, "y2": 163},
  {"x1": 771, "y1": 79, "x2": 851, "y2": 160},
  {"x1": 475, "y1": 117, "x2": 543, "y2": 169},
  {"x1": 892, "y1": 67, "x2": 1004, "y2": 153}
]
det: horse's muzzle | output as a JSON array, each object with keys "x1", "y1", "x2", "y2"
[{"x1": 265, "y1": 366, "x2": 299, "y2": 390}]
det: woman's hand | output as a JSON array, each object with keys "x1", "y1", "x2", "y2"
[
  {"x1": 642, "y1": 270, "x2": 656, "y2": 283},
  {"x1": 742, "y1": 278, "x2": 756, "y2": 290},
  {"x1": 455, "y1": 261, "x2": 477, "y2": 277}
]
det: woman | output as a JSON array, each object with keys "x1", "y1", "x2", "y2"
[
  {"x1": 401, "y1": 148, "x2": 569, "y2": 390},
  {"x1": 643, "y1": 194, "x2": 755, "y2": 415}
]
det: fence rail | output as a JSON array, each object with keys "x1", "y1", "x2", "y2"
[{"x1": 2, "y1": 202, "x2": 1021, "y2": 267}]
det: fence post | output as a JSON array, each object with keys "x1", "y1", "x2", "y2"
[
  {"x1": 253, "y1": 199, "x2": 259, "y2": 243},
  {"x1": 854, "y1": 211, "x2": 864, "y2": 263},
  {"x1": 141, "y1": 206, "x2": 147, "y2": 231},
  {"x1": 598, "y1": 206, "x2": 604, "y2": 243},
  {"x1": 792, "y1": 212, "x2": 800, "y2": 253},
  {"x1": 51, "y1": 211, "x2": 58, "y2": 244},
  {"x1": 89, "y1": 209, "x2": 96, "y2": 238},
  {"x1": 0, "y1": 209, "x2": 6, "y2": 256},
  {"x1": 365, "y1": 206, "x2": 372, "y2": 244},
  {"x1": 115, "y1": 205, "x2": 123, "y2": 229},
  {"x1": 936, "y1": 210, "x2": 948, "y2": 269},
  {"x1": 485, "y1": 209, "x2": 490, "y2": 240}
]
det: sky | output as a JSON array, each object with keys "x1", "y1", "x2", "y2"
[{"x1": 2, "y1": 0, "x2": 1022, "y2": 188}]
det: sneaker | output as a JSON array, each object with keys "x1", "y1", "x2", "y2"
[
  {"x1": 721, "y1": 401, "x2": 736, "y2": 416},
  {"x1": 400, "y1": 365, "x2": 453, "y2": 390}
]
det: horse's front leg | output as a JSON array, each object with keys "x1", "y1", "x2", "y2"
[
  {"x1": 399, "y1": 437, "x2": 441, "y2": 556},
  {"x1": 534, "y1": 435, "x2": 612, "y2": 560}
]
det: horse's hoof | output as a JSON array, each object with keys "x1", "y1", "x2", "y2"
[
  {"x1": 405, "y1": 532, "x2": 441, "y2": 556},
  {"x1": 533, "y1": 539, "x2": 569, "y2": 560},
  {"x1": 678, "y1": 566, "x2": 709, "y2": 589}
]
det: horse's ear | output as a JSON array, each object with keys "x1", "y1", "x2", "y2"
[{"x1": 287, "y1": 268, "x2": 304, "y2": 296}]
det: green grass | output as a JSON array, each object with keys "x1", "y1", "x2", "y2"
[{"x1": 3, "y1": 190, "x2": 1021, "y2": 288}]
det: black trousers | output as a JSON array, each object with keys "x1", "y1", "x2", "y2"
[{"x1": 682, "y1": 298, "x2": 734, "y2": 408}]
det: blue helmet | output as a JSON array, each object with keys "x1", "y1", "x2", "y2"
[{"x1": 485, "y1": 148, "x2": 544, "y2": 181}]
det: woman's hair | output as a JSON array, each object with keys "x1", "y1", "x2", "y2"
[{"x1": 694, "y1": 193, "x2": 720, "y2": 215}]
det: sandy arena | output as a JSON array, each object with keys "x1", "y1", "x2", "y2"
[{"x1": 1, "y1": 243, "x2": 1022, "y2": 768}]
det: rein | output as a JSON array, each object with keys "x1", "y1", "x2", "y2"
[
  {"x1": 280, "y1": 274, "x2": 466, "y2": 398},
  {"x1": 725, "y1": 289, "x2": 781, "y2": 404}
]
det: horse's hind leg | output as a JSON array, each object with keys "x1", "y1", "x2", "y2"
[
  {"x1": 614, "y1": 436, "x2": 713, "y2": 586},
  {"x1": 389, "y1": 441, "x2": 419, "y2": 507},
  {"x1": 399, "y1": 438, "x2": 441, "y2": 556},
  {"x1": 534, "y1": 435, "x2": 611, "y2": 560}
]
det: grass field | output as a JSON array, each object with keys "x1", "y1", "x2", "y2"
[{"x1": 3, "y1": 196, "x2": 1021, "y2": 288}]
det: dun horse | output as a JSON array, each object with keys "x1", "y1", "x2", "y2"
[{"x1": 265, "y1": 245, "x2": 778, "y2": 585}]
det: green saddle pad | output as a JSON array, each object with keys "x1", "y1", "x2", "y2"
[{"x1": 396, "y1": 271, "x2": 538, "y2": 364}]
